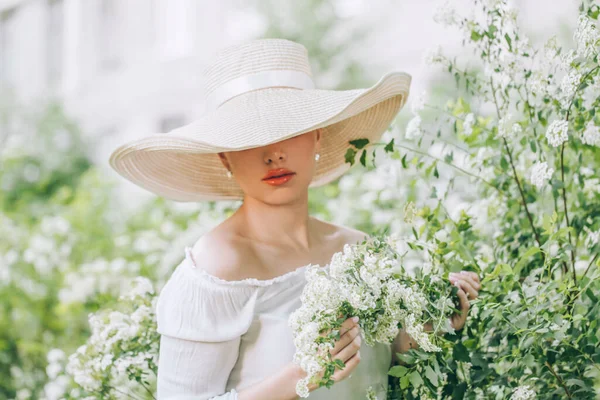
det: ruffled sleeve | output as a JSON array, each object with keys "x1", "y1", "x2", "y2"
[{"x1": 155, "y1": 252, "x2": 259, "y2": 399}]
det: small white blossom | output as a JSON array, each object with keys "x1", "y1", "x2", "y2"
[
  {"x1": 581, "y1": 121, "x2": 600, "y2": 146},
  {"x1": 545, "y1": 120, "x2": 569, "y2": 147},
  {"x1": 433, "y1": 0, "x2": 458, "y2": 26},
  {"x1": 559, "y1": 49, "x2": 576, "y2": 71},
  {"x1": 403, "y1": 202, "x2": 417, "y2": 224},
  {"x1": 423, "y1": 45, "x2": 449, "y2": 67},
  {"x1": 405, "y1": 115, "x2": 423, "y2": 140},
  {"x1": 497, "y1": 114, "x2": 521, "y2": 139},
  {"x1": 529, "y1": 161, "x2": 554, "y2": 189},
  {"x1": 558, "y1": 70, "x2": 582, "y2": 108},
  {"x1": 410, "y1": 91, "x2": 427, "y2": 114},
  {"x1": 574, "y1": 15, "x2": 600, "y2": 59},
  {"x1": 463, "y1": 113, "x2": 475, "y2": 136},
  {"x1": 510, "y1": 384, "x2": 536, "y2": 400},
  {"x1": 584, "y1": 226, "x2": 600, "y2": 247}
]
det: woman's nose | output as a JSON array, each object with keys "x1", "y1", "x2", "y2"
[{"x1": 265, "y1": 151, "x2": 286, "y2": 164}]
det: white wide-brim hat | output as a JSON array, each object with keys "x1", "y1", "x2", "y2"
[{"x1": 109, "y1": 38, "x2": 411, "y2": 202}]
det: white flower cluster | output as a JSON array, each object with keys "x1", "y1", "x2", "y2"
[
  {"x1": 497, "y1": 114, "x2": 522, "y2": 139},
  {"x1": 65, "y1": 277, "x2": 159, "y2": 396},
  {"x1": 510, "y1": 384, "x2": 536, "y2": 400},
  {"x1": 574, "y1": 15, "x2": 600, "y2": 59},
  {"x1": 545, "y1": 120, "x2": 569, "y2": 147},
  {"x1": 405, "y1": 91, "x2": 427, "y2": 140},
  {"x1": 558, "y1": 70, "x2": 582, "y2": 109},
  {"x1": 289, "y1": 236, "x2": 455, "y2": 398},
  {"x1": 423, "y1": 45, "x2": 450, "y2": 68},
  {"x1": 463, "y1": 113, "x2": 475, "y2": 136},
  {"x1": 433, "y1": 0, "x2": 458, "y2": 27},
  {"x1": 581, "y1": 121, "x2": 600, "y2": 147},
  {"x1": 529, "y1": 161, "x2": 554, "y2": 190},
  {"x1": 405, "y1": 115, "x2": 423, "y2": 140}
]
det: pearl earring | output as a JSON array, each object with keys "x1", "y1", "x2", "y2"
[
  {"x1": 315, "y1": 153, "x2": 320, "y2": 161},
  {"x1": 226, "y1": 170, "x2": 232, "y2": 178}
]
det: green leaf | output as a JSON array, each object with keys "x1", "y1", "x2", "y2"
[
  {"x1": 344, "y1": 148, "x2": 356, "y2": 166},
  {"x1": 471, "y1": 30, "x2": 482, "y2": 41},
  {"x1": 397, "y1": 352, "x2": 415, "y2": 364},
  {"x1": 384, "y1": 138, "x2": 395, "y2": 153},
  {"x1": 409, "y1": 370, "x2": 424, "y2": 388},
  {"x1": 433, "y1": 165, "x2": 439, "y2": 178},
  {"x1": 349, "y1": 138, "x2": 369, "y2": 149},
  {"x1": 389, "y1": 365, "x2": 409, "y2": 378},
  {"x1": 513, "y1": 247, "x2": 542, "y2": 276},
  {"x1": 453, "y1": 342, "x2": 470, "y2": 362},
  {"x1": 500, "y1": 157, "x2": 509, "y2": 171},
  {"x1": 504, "y1": 33, "x2": 512, "y2": 51},
  {"x1": 360, "y1": 149, "x2": 367, "y2": 167},
  {"x1": 424, "y1": 365, "x2": 439, "y2": 387},
  {"x1": 400, "y1": 375, "x2": 410, "y2": 389},
  {"x1": 401, "y1": 154, "x2": 408, "y2": 168}
]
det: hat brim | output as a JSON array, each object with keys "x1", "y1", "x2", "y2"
[{"x1": 109, "y1": 71, "x2": 411, "y2": 201}]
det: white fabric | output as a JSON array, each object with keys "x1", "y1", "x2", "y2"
[
  {"x1": 156, "y1": 249, "x2": 392, "y2": 399},
  {"x1": 204, "y1": 69, "x2": 316, "y2": 112}
]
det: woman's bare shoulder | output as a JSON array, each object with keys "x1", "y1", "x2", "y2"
[{"x1": 188, "y1": 227, "x2": 253, "y2": 282}]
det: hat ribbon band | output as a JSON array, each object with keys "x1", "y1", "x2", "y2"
[{"x1": 204, "y1": 70, "x2": 315, "y2": 112}]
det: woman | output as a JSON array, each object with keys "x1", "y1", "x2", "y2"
[{"x1": 109, "y1": 38, "x2": 481, "y2": 399}]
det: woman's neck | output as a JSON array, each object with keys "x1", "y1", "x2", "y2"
[{"x1": 233, "y1": 195, "x2": 314, "y2": 252}]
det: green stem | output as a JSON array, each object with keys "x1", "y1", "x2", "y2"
[
  {"x1": 581, "y1": 253, "x2": 599, "y2": 279},
  {"x1": 374, "y1": 142, "x2": 501, "y2": 194},
  {"x1": 488, "y1": 75, "x2": 542, "y2": 247},
  {"x1": 545, "y1": 361, "x2": 572, "y2": 399},
  {"x1": 560, "y1": 143, "x2": 577, "y2": 286}
]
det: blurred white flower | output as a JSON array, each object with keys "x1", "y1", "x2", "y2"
[
  {"x1": 405, "y1": 115, "x2": 423, "y2": 140},
  {"x1": 497, "y1": 114, "x2": 521, "y2": 139},
  {"x1": 423, "y1": 45, "x2": 449, "y2": 67},
  {"x1": 545, "y1": 120, "x2": 569, "y2": 147},
  {"x1": 581, "y1": 121, "x2": 600, "y2": 146},
  {"x1": 410, "y1": 91, "x2": 427, "y2": 114},
  {"x1": 584, "y1": 226, "x2": 600, "y2": 247},
  {"x1": 559, "y1": 49, "x2": 576, "y2": 71},
  {"x1": 433, "y1": 0, "x2": 458, "y2": 26},
  {"x1": 510, "y1": 384, "x2": 536, "y2": 400},
  {"x1": 529, "y1": 162, "x2": 554, "y2": 190},
  {"x1": 23, "y1": 164, "x2": 41, "y2": 182},
  {"x1": 558, "y1": 70, "x2": 582, "y2": 108},
  {"x1": 47, "y1": 348, "x2": 66, "y2": 364},
  {"x1": 463, "y1": 113, "x2": 475, "y2": 136},
  {"x1": 574, "y1": 15, "x2": 600, "y2": 59}
]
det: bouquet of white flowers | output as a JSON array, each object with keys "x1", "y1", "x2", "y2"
[{"x1": 289, "y1": 233, "x2": 459, "y2": 398}]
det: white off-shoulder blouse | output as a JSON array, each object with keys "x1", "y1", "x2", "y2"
[{"x1": 155, "y1": 246, "x2": 392, "y2": 399}]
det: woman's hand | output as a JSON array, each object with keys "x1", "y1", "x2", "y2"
[
  {"x1": 448, "y1": 271, "x2": 481, "y2": 331},
  {"x1": 296, "y1": 316, "x2": 362, "y2": 393}
]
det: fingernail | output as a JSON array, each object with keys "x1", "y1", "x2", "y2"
[
  {"x1": 460, "y1": 271, "x2": 469, "y2": 275},
  {"x1": 352, "y1": 316, "x2": 359, "y2": 323},
  {"x1": 454, "y1": 281, "x2": 460, "y2": 288}
]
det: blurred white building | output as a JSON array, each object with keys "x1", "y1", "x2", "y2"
[
  {"x1": 0, "y1": 0, "x2": 578, "y2": 204},
  {"x1": 0, "y1": 0, "x2": 270, "y2": 202}
]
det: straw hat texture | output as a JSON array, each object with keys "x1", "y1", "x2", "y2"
[{"x1": 108, "y1": 38, "x2": 412, "y2": 201}]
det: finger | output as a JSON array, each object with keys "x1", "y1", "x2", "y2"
[
  {"x1": 467, "y1": 271, "x2": 481, "y2": 284},
  {"x1": 333, "y1": 333, "x2": 362, "y2": 363},
  {"x1": 454, "y1": 279, "x2": 478, "y2": 300},
  {"x1": 450, "y1": 272, "x2": 480, "y2": 291},
  {"x1": 458, "y1": 271, "x2": 481, "y2": 290},
  {"x1": 456, "y1": 287, "x2": 470, "y2": 313},
  {"x1": 331, "y1": 325, "x2": 359, "y2": 356},
  {"x1": 332, "y1": 350, "x2": 361, "y2": 382},
  {"x1": 339, "y1": 317, "x2": 359, "y2": 337}
]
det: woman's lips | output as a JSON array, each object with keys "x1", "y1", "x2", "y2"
[{"x1": 262, "y1": 173, "x2": 296, "y2": 186}]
